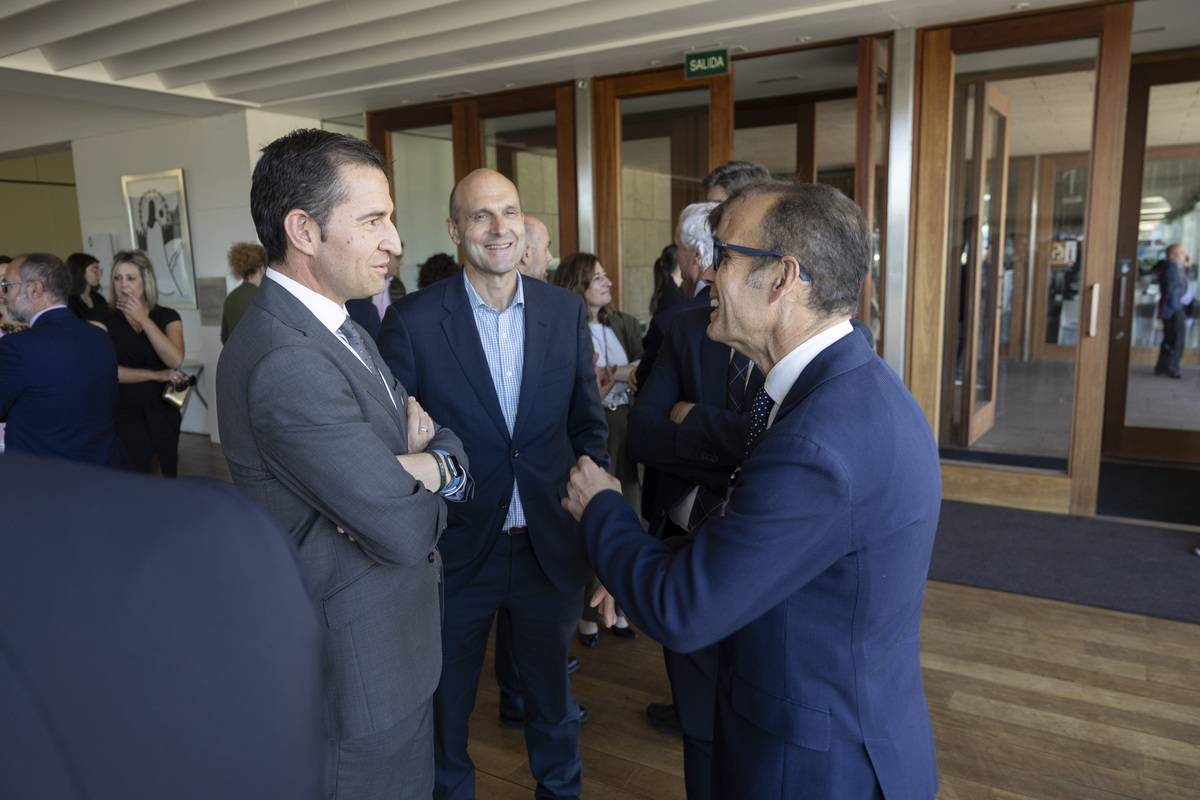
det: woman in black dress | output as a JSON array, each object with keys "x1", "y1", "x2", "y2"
[
  {"x1": 104, "y1": 250, "x2": 187, "y2": 476},
  {"x1": 66, "y1": 252, "x2": 107, "y2": 323}
]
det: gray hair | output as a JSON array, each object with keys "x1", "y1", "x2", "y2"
[{"x1": 678, "y1": 202, "x2": 719, "y2": 268}]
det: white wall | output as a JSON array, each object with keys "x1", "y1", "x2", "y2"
[{"x1": 73, "y1": 109, "x2": 318, "y2": 442}]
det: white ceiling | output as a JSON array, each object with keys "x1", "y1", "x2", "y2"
[{"x1": 0, "y1": 0, "x2": 1196, "y2": 158}]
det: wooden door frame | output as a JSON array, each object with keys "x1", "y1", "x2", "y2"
[
  {"x1": 1103, "y1": 51, "x2": 1200, "y2": 463},
  {"x1": 592, "y1": 68, "x2": 733, "y2": 310},
  {"x1": 366, "y1": 83, "x2": 579, "y2": 259},
  {"x1": 1001, "y1": 154, "x2": 1036, "y2": 361},
  {"x1": 909, "y1": 3, "x2": 1133, "y2": 516}
]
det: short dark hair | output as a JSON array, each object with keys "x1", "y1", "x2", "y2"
[
  {"x1": 757, "y1": 182, "x2": 870, "y2": 317},
  {"x1": 251, "y1": 128, "x2": 391, "y2": 265},
  {"x1": 65, "y1": 252, "x2": 99, "y2": 296},
  {"x1": 706, "y1": 178, "x2": 794, "y2": 234},
  {"x1": 417, "y1": 253, "x2": 459, "y2": 289},
  {"x1": 701, "y1": 161, "x2": 772, "y2": 196},
  {"x1": 15, "y1": 253, "x2": 72, "y2": 303}
]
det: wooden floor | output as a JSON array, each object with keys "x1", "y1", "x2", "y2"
[{"x1": 179, "y1": 434, "x2": 1200, "y2": 799}]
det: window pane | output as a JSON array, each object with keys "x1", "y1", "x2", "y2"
[{"x1": 391, "y1": 125, "x2": 457, "y2": 292}]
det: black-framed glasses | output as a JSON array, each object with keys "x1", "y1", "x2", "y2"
[
  {"x1": 712, "y1": 239, "x2": 811, "y2": 282},
  {"x1": 0, "y1": 279, "x2": 35, "y2": 294}
]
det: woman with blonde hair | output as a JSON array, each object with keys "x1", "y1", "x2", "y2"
[{"x1": 103, "y1": 250, "x2": 187, "y2": 476}]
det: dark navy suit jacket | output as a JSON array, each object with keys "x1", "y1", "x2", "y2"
[
  {"x1": 378, "y1": 273, "x2": 609, "y2": 595},
  {"x1": 628, "y1": 302, "x2": 762, "y2": 536},
  {"x1": 0, "y1": 453, "x2": 324, "y2": 800},
  {"x1": 581, "y1": 331, "x2": 940, "y2": 799},
  {"x1": 0, "y1": 306, "x2": 127, "y2": 467}
]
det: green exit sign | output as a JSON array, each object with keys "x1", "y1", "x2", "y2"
[{"x1": 685, "y1": 49, "x2": 729, "y2": 80}]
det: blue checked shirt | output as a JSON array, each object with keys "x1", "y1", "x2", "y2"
[{"x1": 463, "y1": 271, "x2": 526, "y2": 530}]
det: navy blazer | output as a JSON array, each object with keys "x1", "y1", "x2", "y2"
[
  {"x1": 0, "y1": 307, "x2": 127, "y2": 468},
  {"x1": 0, "y1": 453, "x2": 323, "y2": 800},
  {"x1": 629, "y1": 303, "x2": 763, "y2": 535},
  {"x1": 581, "y1": 331, "x2": 940, "y2": 799},
  {"x1": 378, "y1": 273, "x2": 609, "y2": 595}
]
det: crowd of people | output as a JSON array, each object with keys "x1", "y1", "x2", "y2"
[{"x1": 2, "y1": 132, "x2": 946, "y2": 800}]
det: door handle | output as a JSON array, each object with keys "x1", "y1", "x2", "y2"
[
  {"x1": 1088, "y1": 283, "x2": 1100, "y2": 338},
  {"x1": 1118, "y1": 275, "x2": 1127, "y2": 317}
]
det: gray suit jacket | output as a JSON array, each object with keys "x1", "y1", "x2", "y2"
[{"x1": 217, "y1": 277, "x2": 470, "y2": 740}]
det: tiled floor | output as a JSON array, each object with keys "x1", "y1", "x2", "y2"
[{"x1": 1124, "y1": 363, "x2": 1200, "y2": 430}]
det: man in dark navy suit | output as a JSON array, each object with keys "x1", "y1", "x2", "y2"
[
  {"x1": 567, "y1": 180, "x2": 940, "y2": 799},
  {"x1": 378, "y1": 168, "x2": 608, "y2": 800},
  {"x1": 0, "y1": 453, "x2": 324, "y2": 800},
  {"x1": 0, "y1": 253, "x2": 127, "y2": 468}
]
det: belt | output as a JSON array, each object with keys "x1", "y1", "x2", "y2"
[{"x1": 504, "y1": 526, "x2": 529, "y2": 536}]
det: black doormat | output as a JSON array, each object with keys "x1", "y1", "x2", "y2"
[
  {"x1": 1097, "y1": 461, "x2": 1200, "y2": 527},
  {"x1": 929, "y1": 500, "x2": 1200, "y2": 625}
]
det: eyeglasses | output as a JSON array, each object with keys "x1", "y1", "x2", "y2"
[
  {"x1": 712, "y1": 239, "x2": 811, "y2": 282},
  {"x1": 0, "y1": 279, "x2": 35, "y2": 294}
]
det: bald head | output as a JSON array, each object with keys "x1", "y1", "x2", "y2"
[
  {"x1": 519, "y1": 215, "x2": 553, "y2": 281},
  {"x1": 446, "y1": 168, "x2": 526, "y2": 277}
]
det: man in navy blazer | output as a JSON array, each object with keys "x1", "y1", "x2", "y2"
[
  {"x1": 566, "y1": 181, "x2": 941, "y2": 799},
  {"x1": 0, "y1": 253, "x2": 127, "y2": 468},
  {"x1": 378, "y1": 168, "x2": 608, "y2": 800}
]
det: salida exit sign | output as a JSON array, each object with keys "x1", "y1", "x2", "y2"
[{"x1": 685, "y1": 49, "x2": 729, "y2": 79}]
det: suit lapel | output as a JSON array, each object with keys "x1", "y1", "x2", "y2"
[
  {"x1": 512, "y1": 284, "x2": 549, "y2": 443},
  {"x1": 257, "y1": 280, "x2": 405, "y2": 430},
  {"x1": 774, "y1": 332, "x2": 873, "y2": 424},
  {"x1": 440, "y1": 276, "x2": 512, "y2": 441}
]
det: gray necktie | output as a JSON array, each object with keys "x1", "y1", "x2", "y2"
[{"x1": 338, "y1": 317, "x2": 379, "y2": 377}]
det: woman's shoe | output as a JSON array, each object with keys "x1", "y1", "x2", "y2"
[
  {"x1": 610, "y1": 624, "x2": 638, "y2": 639},
  {"x1": 577, "y1": 630, "x2": 600, "y2": 647}
]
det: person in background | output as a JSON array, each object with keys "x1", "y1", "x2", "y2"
[
  {"x1": 1155, "y1": 243, "x2": 1192, "y2": 379},
  {"x1": 66, "y1": 252, "x2": 107, "y2": 323},
  {"x1": 416, "y1": 252, "x2": 459, "y2": 290},
  {"x1": 221, "y1": 242, "x2": 267, "y2": 344},
  {"x1": 649, "y1": 243, "x2": 684, "y2": 318},
  {"x1": 701, "y1": 160, "x2": 772, "y2": 203},
  {"x1": 553, "y1": 251, "x2": 641, "y2": 647},
  {"x1": 0, "y1": 253, "x2": 127, "y2": 468},
  {"x1": 519, "y1": 215, "x2": 554, "y2": 282},
  {"x1": 103, "y1": 250, "x2": 187, "y2": 476}
]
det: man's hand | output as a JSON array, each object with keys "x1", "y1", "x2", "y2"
[
  {"x1": 562, "y1": 456, "x2": 621, "y2": 521},
  {"x1": 669, "y1": 401, "x2": 695, "y2": 425},
  {"x1": 406, "y1": 396, "x2": 434, "y2": 453},
  {"x1": 589, "y1": 585, "x2": 618, "y2": 628}
]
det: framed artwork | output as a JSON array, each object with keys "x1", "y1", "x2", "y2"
[{"x1": 121, "y1": 168, "x2": 196, "y2": 309}]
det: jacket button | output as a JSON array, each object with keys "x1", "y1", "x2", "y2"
[
  {"x1": 428, "y1": 552, "x2": 436, "y2": 563},
  {"x1": 512, "y1": 448, "x2": 520, "y2": 457},
  {"x1": 500, "y1": 499, "x2": 510, "y2": 509}
]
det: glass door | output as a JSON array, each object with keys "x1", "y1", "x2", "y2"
[
  {"x1": 947, "y1": 82, "x2": 1011, "y2": 446},
  {"x1": 1104, "y1": 55, "x2": 1200, "y2": 463}
]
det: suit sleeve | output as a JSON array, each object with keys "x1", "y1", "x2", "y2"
[
  {"x1": 247, "y1": 342, "x2": 444, "y2": 568},
  {"x1": 627, "y1": 320, "x2": 749, "y2": 489},
  {"x1": 568, "y1": 299, "x2": 610, "y2": 469},
  {"x1": 581, "y1": 429, "x2": 855, "y2": 653},
  {"x1": 377, "y1": 303, "x2": 418, "y2": 398}
]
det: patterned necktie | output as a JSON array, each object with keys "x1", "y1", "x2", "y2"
[
  {"x1": 726, "y1": 351, "x2": 751, "y2": 413},
  {"x1": 746, "y1": 386, "x2": 773, "y2": 451},
  {"x1": 338, "y1": 317, "x2": 379, "y2": 377}
]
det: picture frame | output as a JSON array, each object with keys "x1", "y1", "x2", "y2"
[{"x1": 121, "y1": 168, "x2": 196, "y2": 309}]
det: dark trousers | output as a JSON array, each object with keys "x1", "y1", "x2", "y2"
[
  {"x1": 1156, "y1": 312, "x2": 1187, "y2": 375},
  {"x1": 434, "y1": 531, "x2": 583, "y2": 800},
  {"x1": 493, "y1": 607, "x2": 521, "y2": 716},
  {"x1": 664, "y1": 644, "x2": 719, "y2": 800},
  {"x1": 324, "y1": 698, "x2": 434, "y2": 800}
]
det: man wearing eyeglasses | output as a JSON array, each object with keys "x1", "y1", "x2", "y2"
[
  {"x1": 0, "y1": 254, "x2": 128, "y2": 468},
  {"x1": 565, "y1": 181, "x2": 941, "y2": 800}
]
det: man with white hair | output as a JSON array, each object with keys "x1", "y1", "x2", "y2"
[{"x1": 518, "y1": 215, "x2": 553, "y2": 282}]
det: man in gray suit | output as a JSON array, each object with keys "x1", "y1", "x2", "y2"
[{"x1": 217, "y1": 128, "x2": 472, "y2": 800}]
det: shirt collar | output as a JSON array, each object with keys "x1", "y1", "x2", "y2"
[
  {"x1": 763, "y1": 319, "x2": 854, "y2": 406},
  {"x1": 29, "y1": 304, "x2": 68, "y2": 326},
  {"x1": 265, "y1": 267, "x2": 348, "y2": 334},
  {"x1": 463, "y1": 268, "x2": 524, "y2": 313}
]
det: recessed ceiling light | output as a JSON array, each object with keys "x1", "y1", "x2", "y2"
[
  {"x1": 1012, "y1": 2, "x2": 1031, "y2": 8},
  {"x1": 649, "y1": 59, "x2": 662, "y2": 66},
  {"x1": 797, "y1": 36, "x2": 812, "y2": 43},
  {"x1": 1134, "y1": 26, "x2": 1167, "y2": 35}
]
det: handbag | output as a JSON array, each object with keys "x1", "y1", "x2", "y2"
[{"x1": 162, "y1": 374, "x2": 197, "y2": 409}]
